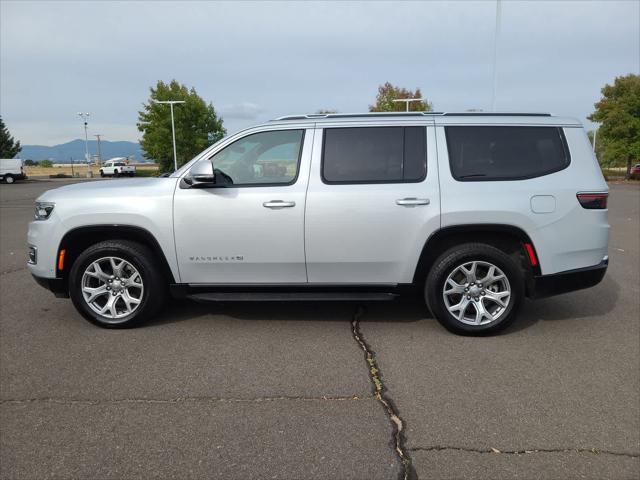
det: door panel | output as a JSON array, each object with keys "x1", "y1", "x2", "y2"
[
  {"x1": 173, "y1": 128, "x2": 314, "y2": 284},
  {"x1": 304, "y1": 125, "x2": 440, "y2": 284}
]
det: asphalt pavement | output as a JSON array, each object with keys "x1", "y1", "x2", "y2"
[{"x1": 1, "y1": 179, "x2": 638, "y2": 479}]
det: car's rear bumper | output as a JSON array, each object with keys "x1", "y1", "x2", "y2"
[
  {"x1": 528, "y1": 258, "x2": 608, "y2": 299},
  {"x1": 32, "y1": 274, "x2": 69, "y2": 298}
]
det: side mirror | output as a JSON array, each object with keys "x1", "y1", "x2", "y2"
[{"x1": 184, "y1": 161, "x2": 215, "y2": 187}]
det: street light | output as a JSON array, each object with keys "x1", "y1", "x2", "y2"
[
  {"x1": 94, "y1": 134, "x2": 103, "y2": 165},
  {"x1": 154, "y1": 100, "x2": 185, "y2": 171},
  {"x1": 77, "y1": 112, "x2": 90, "y2": 164},
  {"x1": 491, "y1": 0, "x2": 502, "y2": 111},
  {"x1": 392, "y1": 98, "x2": 424, "y2": 112}
]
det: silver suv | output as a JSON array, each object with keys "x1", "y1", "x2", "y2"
[{"x1": 28, "y1": 112, "x2": 609, "y2": 335}]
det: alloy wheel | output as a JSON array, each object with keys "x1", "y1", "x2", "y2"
[
  {"x1": 442, "y1": 260, "x2": 511, "y2": 326},
  {"x1": 81, "y1": 256, "x2": 144, "y2": 322}
]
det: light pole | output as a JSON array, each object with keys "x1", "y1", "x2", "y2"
[
  {"x1": 392, "y1": 98, "x2": 424, "y2": 112},
  {"x1": 491, "y1": 0, "x2": 502, "y2": 112},
  {"x1": 94, "y1": 134, "x2": 103, "y2": 165},
  {"x1": 77, "y1": 112, "x2": 91, "y2": 165},
  {"x1": 154, "y1": 100, "x2": 185, "y2": 171}
]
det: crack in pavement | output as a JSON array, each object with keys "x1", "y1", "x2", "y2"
[
  {"x1": 410, "y1": 445, "x2": 640, "y2": 459},
  {"x1": 0, "y1": 266, "x2": 27, "y2": 276},
  {"x1": 351, "y1": 306, "x2": 417, "y2": 480},
  {"x1": 0, "y1": 394, "x2": 371, "y2": 406}
]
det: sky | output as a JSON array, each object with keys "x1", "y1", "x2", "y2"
[{"x1": 1, "y1": 0, "x2": 639, "y2": 146}]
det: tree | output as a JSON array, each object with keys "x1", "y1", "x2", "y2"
[
  {"x1": 369, "y1": 82, "x2": 433, "y2": 112},
  {"x1": 588, "y1": 74, "x2": 640, "y2": 179},
  {"x1": 23, "y1": 159, "x2": 37, "y2": 166},
  {"x1": 137, "y1": 80, "x2": 226, "y2": 172},
  {"x1": 0, "y1": 116, "x2": 21, "y2": 158},
  {"x1": 40, "y1": 160, "x2": 53, "y2": 168}
]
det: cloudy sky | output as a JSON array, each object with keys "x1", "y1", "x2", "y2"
[{"x1": 1, "y1": 0, "x2": 638, "y2": 146}]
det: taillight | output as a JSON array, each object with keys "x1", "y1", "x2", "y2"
[{"x1": 577, "y1": 192, "x2": 608, "y2": 209}]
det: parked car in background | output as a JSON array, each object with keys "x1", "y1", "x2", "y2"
[
  {"x1": 0, "y1": 158, "x2": 27, "y2": 184},
  {"x1": 28, "y1": 112, "x2": 609, "y2": 335},
  {"x1": 99, "y1": 158, "x2": 136, "y2": 177},
  {"x1": 629, "y1": 163, "x2": 640, "y2": 179}
]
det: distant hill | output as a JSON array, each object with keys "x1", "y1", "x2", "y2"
[{"x1": 19, "y1": 139, "x2": 149, "y2": 163}]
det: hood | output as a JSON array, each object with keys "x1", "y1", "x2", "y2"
[{"x1": 37, "y1": 177, "x2": 179, "y2": 202}]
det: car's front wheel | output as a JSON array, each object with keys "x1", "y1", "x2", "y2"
[
  {"x1": 425, "y1": 243, "x2": 524, "y2": 335},
  {"x1": 69, "y1": 240, "x2": 166, "y2": 328},
  {"x1": 4, "y1": 175, "x2": 15, "y2": 184}
]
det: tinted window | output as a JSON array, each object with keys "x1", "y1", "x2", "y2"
[
  {"x1": 210, "y1": 129, "x2": 304, "y2": 186},
  {"x1": 322, "y1": 127, "x2": 426, "y2": 183},
  {"x1": 445, "y1": 126, "x2": 569, "y2": 181}
]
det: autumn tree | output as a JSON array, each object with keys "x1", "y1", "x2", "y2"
[
  {"x1": 0, "y1": 116, "x2": 21, "y2": 158},
  {"x1": 588, "y1": 74, "x2": 640, "y2": 178},
  {"x1": 369, "y1": 82, "x2": 433, "y2": 112},
  {"x1": 137, "y1": 80, "x2": 225, "y2": 172}
]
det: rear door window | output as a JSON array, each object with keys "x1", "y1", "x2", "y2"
[
  {"x1": 445, "y1": 126, "x2": 570, "y2": 181},
  {"x1": 322, "y1": 126, "x2": 426, "y2": 184}
]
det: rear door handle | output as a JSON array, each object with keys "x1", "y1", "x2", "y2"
[
  {"x1": 263, "y1": 200, "x2": 296, "y2": 209},
  {"x1": 396, "y1": 197, "x2": 430, "y2": 206}
]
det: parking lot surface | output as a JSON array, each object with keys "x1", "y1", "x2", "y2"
[{"x1": 1, "y1": 179, "x2": 638, "y2": 479}]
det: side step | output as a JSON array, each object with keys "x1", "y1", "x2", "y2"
[{"x1": 187, "y1": 292, "x2": 398, "y2": 302}]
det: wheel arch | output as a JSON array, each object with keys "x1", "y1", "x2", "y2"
[
  {"x1": 413, "y1": 224, "x2": 541, "y2": 285},
  {"x1": 57, "y1": 225, "x2": 176, "y2": 284}
]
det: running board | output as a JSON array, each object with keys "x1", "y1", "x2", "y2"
[{"x1": 187, "y1": 292, "x2": 398, "y2": 302}]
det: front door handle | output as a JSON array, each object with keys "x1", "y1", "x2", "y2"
[
  {"x1": 263, "y1": 200, "x2": 296, "y2": 209},
  {"x1": 396, "y1": 197, "x2": 430, "y2": 206}
]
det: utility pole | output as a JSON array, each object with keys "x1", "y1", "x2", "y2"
[
  {"x1": 77, "y1": 112, "x2": 91, "y2": 165},
  {"x1": 154, "y1": 100, "x2": 185, "y2": 171},
  {"x1": 392, "y1": 98, "x2": 424, "y2": 112},
  {"x1": 94, "y1": 134, "x2": 103, "y2": 165},
  {"x1": 491, "y1": 0, "x2": 502, "y2": 112}
]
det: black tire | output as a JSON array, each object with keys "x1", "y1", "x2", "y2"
[
  {"x1": 99, "y1": 170, "x2": 105, "y2": 177},
  {"x1": 69, "y1": 240, "x2": 166, "y2": 328},
  {"x1": 4, "y1": 175, "x2": 15, "y2": 184},
  {"x1": 114, "y1": 169, "x2": 120, "y2": 177},
  {"x1": 425, "y1": 243, "x2": 524, "y2": 336}
]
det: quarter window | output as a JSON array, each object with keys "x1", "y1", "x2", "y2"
[
  {"x1": 445, "y1": 126, "x2": 570, "y2": 181},
  {"x1": 322, "y1": 127, "x2": 427, "y2": 184},
  {"x1": 209, "y1": 129, "x2": 304, "y2": 186}
]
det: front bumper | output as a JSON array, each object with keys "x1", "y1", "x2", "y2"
[
  {"x1": 528, "y1": 258, "x2": 608, "y2": 299},
  {"x1": 32, "y1": 274, "x2": 69, "y2": 298}
]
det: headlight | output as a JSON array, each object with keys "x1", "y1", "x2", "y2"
[{"x1": 34, "y1": 202, "x2": 55, "y2": 220}]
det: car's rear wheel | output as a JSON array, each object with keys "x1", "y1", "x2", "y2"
[
  {"x1": 425, "y1": 243, "x2": 524, "y2": 335},
  {"x1": 69, "y1": 240, "x2": 166, "y2": 328}
]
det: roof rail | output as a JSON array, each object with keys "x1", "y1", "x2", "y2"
[
  {"x1": 273, "y1": 112, "x2": 445, "y2": 121},
  {"x1": 272, "y1": 112, "x2": 552, "y2": 121},
  {"x1": 443, "y1": 112, "x2": 551, "y2": 117}
]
